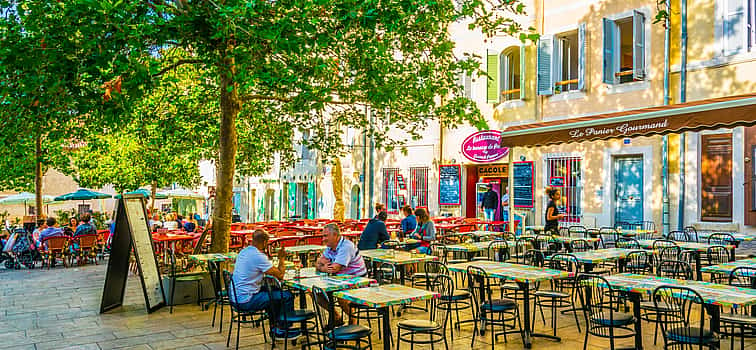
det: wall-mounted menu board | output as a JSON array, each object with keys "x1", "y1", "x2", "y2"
[
  {"x1": 438, "y1": 165, "x2": 461, "y2": 205},
  {"x1": 512, "y1": 161, "x2": 534, "y2": 208}
]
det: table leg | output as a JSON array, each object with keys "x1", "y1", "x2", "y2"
[
  {"x1": 519, "y1": 281, "x2": 532, "y2": 348},
  {"x1": 730, "y1": 247, "x2": 736, "y2": 262},
  {"x1": 298, "y1": 288, "x2": 306, "y2": 309},
  {"x1": 695, "y1": 251, "x2": 703, "y2": 281},
  {"x1": 618, "y1": 257, "x2": 627, "y2": 273},
  {"x1": 584, "y1": 263, "x2": 595, "y2": 273},
  {"x1": 629, "y1": 292, "x2": 643, "y2": 350},
  {"x1": 706, "y1": 304, "x2": 721, "y2": 349},
  {"x1": 381, "y1": 306, "x2": 391, "y2": 350}
]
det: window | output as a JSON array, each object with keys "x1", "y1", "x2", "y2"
[
  {"x1": 457, "y1": 72, "x2": 473, "y2": 99},
  {"x1": 537, "y1": 24, "x2": 586, "y2": 95},
  {"x1": 410, "y1": 167, "x2": 429, "y2": 208},
  {"x1": 545, "y1": 157, "x2": 583, "y2": 223},
  {"x1": 78, "y1": 204, "x2": 91, "y2": 215},
  {"x1": 603, "y1": 11, "x2": 646, "y2": 85},
  {"x1": 701, "y1": 134, "x2": 733, "y2": 221},
  {"x1": 383, "y1": 168, "x2": 400, "y2": 214},
  {"x1": 499, "y1": 46, "x2": 524, "y2": 101},
  {"x1": 717, "y1": 0, "x2": 756, "y2": 55}
]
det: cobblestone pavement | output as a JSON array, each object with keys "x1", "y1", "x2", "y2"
[{"x1": 1, "y1": 261, "x2": 755, "y2": 350}]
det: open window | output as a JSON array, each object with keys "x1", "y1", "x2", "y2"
[
  {"x1": 487, "y1": 46, "x2": 526, "y2": 103},
  {"x1": 603, "y1": 10, "x2": 646, "y2": 85},
  {"x1": 537, "y1": 23, "x2": 586, "y2": 95}
]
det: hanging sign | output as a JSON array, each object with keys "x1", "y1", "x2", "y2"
[
  {"x1": 461, "y1": 130, "x2": 510, "y2": 163},
  {"x1": 478, "y1": 164, "x2": 509, "y2": 177},
  {"x1": 549, "y1": 176, "x2": 565, "y2": 187},
  {"x1": 396, "y1": 174, "x2": 407, "y2": 190}
]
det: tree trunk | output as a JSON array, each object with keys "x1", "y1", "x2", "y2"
[
  {"x1": 332, "y1": 158, "x2": 344, "y2": 221},
  {"x1": 210, "y1": 47, "x2": 240, "y2": 253},
  {"x1": 35, "y1": 133, "x2": 43, "y2": 219},
  {"x1": 150, "y1": 180, "x2": 158, "y2": 214}
]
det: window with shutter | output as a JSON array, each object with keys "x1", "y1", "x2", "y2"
[
  {"x1": 722, "y1": 0, "x2": 747, "y2": 55},
  {"x1": 554, "y1": 31, "x2": 579, "y2": 92},
  {"x1": 499, "y1": 46, "x2": 521, "y2": 101},
  {"x1": 632, "y1": 10, "x2": 646, "y2": 80},
  {"x1": 486, "y1": 53, "x2": 500, "y2": 103},
  {"x1": 537, "y1": 36, "x2": 554, "y2": 95},
  {"x1": 603, "y1": 11, "x2": 647, "y2": 85},
  {"x1": 519, "y1": 45, "x2": 527, "y2": 99},
  {"x1": 701, "y1": 134, "x2": 733, "y2": 221},
  {"x1": 578, "y1": 23, "x2": 586, "y2": 91}
]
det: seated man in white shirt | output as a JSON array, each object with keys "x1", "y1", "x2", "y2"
[
  {"x1": 230, "y1": 229, "x2": 294, "y2": 333},
  {"x1": 316, "y1": 223, "x2": 367, "y2": 325}
]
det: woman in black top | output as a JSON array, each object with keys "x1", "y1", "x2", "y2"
[{"x1": 544, "y1": 188, "x2": 564, "y2": 234}]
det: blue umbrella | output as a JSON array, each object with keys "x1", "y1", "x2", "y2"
[{"x1": 54, "y1": 188, "x2": 112, "y2": 202}]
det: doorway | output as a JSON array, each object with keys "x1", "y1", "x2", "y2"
[
  {"x1": 350, "y1": 185, "x2": 361, "y2": 220},
  {"x1": 264, "y1": 189, "x2": 275, "y2": 221},
  {"x1": 613, "y1": 156, "x2": 644, "y2": 225}
]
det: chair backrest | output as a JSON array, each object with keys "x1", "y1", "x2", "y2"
[
  {"x1": 488, "y1": 240, "x2": 510, "y2": 262},
  {"x1": 569, "y1": 238, "x2": 591, "y2": 252},
  {"x1": 376, "y1": 262, "x2": 396, "y2": 284},
  {"x1": 192, "y1": 227, "x2": 211, "y2": 254},
  {"x1": 708, "y1": 232, "x2": 735, "y2": 246},
  {"x1": 706, "y1": 245, "x2": 730, "y2": 266},
  {"x1": 637, "y1": 221, "x2": 656, "y2": 231},
  {"x1": 577, "y1": 274, "x2": 623, "y2": 337},
  {"x1": 424, "y1": 261, "x2": 449, "y2": 282},
  {"x1": 548, "y1": 253, "x2": 578, "y2": 274},
  {"x1": 615, "y1": 221, "x2": 635, "y2": 230},
  {"x1": 652, "y1": 239, "x2": 677, "y2": 251},
  {"x1": 558, "y1": 227, "x2": 570, "y2": 237},
  {"x1": 667, "y1": 230, "x2": 689, "y2": 242},
  {"x1": 683, "y1": 226, "x2": 699, "y2": 242},
  {"x1": 262, "y1": 276, "x2": 288, "y2": 325},
  {"x1": 598, "y1": 227, "x2": 618, "y2": 247},
  {"x1": 657, "y1": 259, "x2": 693, "y2": 280},
  {"x1": 523, "y1": 249, "x2": 545, "y2": 267},
  {"x1": 431, "y1": 274, "x2": 454, "y2": 323},
  {"x1": 652, "y1": 285, "x2": 710, "y2": 347},
  {"x1": 77, "y1": 234, "x2": 99, "y2": 249},
  {"x1": 616, "y1": 237, "x2": 640, "y2": 249},
  {"x1": 729, "y1": 267, "x2": 756, "y2": 289},
  {"x1": 568, "y1": 225, "x2": 587, "y2": 238},
  {"x1": 43, "y1": 236, "x2": 69, "y2": 251},
  {"x1": 625, "y1": 250, "x2": 651, "y2": 274},
  {"x1": 429, "y1": 243, "x2": 447, "y2": 262},
  {"x1": 311, "y1": 286, "x2": 337, "y2": 345},
  {"x1": 466, "y1": 266, "x2": 490, "y2": 315}
]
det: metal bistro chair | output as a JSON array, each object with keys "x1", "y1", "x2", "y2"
[
  {"x1": 396, "y1": 275, "x2": 450, "y2": 350},
  {"x1": 705, "y1": 245, "x2": 731, "y2": 283},
  {"x1": 721, "y1": 267, "x2": 756, "y2": 350},
  {"x1": 684, "y1": 226, "x2": 700, "y2": 242},
  {"x1": 640, "y1": 259, "x2": 693, "y2": 345},
  {"x1": 433, "y1": 273, "x2": 473, "y2": 341},
  {"x1": 207, "y1": 259, "x2": 231, "y2": 333},
  {"x1": 311, "y1": 286, "x2": 372, "y2": 350},
  {"x1": 532, "y1": 254, "x2": 582, "y2": 336},
  {"x1": 262, "y1": 276, "x2": 316, "y2": 350},
  {"x1": 653, "y1": 285, "x2": 718, "y2": 350},
  {"x1": 223, "y1": 270, "x2": 269, "y2": 349},
  {"x1": 568, "y1": 225, "x2": 588, "y2": 238},
  {"x1": 471, "y1": 239, "x2": 510, "y2": 262},
  {"x1": 599, "y1": 227, "x2": 619, "y2": 248},
  {"x1": 667, "y1": 230, "x2": 690, "y2": 242},
  {"x1": 577, "y1": 274, "x2": 636, "y2": 350},
  {"x1": 169, "y1": 253, "x2": 204, "y2": 314},
  {"x1": 616, "y1": 237, "x2": 640, "y2": 249},
  {"x1": 467, "y1": 266, "x2": 522, "y2": 350},
  {"x1": 709, "y1": 232, "x2": 737, "y2": 249},
  {"x1": 624, "y1": 250, "x2": 652, "y2": 275},
  {"x1": 569, "y1": 238, "x2": 592, "y2": 252}
]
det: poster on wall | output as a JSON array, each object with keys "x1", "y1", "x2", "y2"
[
  {"x1": 512, "y1": 161, "x2": 534, "y2": 208},
  {"x1": 438, "y1": 165, "x2": 461, "y2": 205}
]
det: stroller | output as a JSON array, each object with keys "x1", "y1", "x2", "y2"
[{"x1": 3, "y1": 228, "x2": 37, "y2": 269}]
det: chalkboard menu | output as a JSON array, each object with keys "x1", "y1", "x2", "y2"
[
  {"x1": 438, "y1": 165, "x2": 461, "y2": 205},
  {"x1": 512, "y1": 161, "x2": 534, "y2": 208}
]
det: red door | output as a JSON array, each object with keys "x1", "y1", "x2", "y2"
[{"x1": 465, "y1": 166, "x2": 478, "y2": 218}]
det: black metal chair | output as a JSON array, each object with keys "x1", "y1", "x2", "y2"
[
  {"x1": 569, "y1": 238, "x2": 592, "y2": 252},
  {"x1": 641, "y1": 259, "x2": 693, "y2": 345},
  {"x1": 396, "y1": 275, "x2": 450, "y2": 350},
  {"x1": 471, "y1": 239, "x2": 510, "y2": 262},
  {"x1": 311, "y1": 286, "x2": 372, "y2": 350},
  {"x1": 684, "y1": 226, "x2": 699, "y2": 242},
  {"x1": 207, "y1": 260, "x2": 231, "y2": 332},
  {"x1": 568, "y1": 225, "x2": 588, "y2": 238},
  {"x1": 223, "y1": 270, "x2": 269, "y2": 350},
  {"x1": 624, "y1": 250, "x2": 652, "y2": 274},
  {"x1": 652, "y1": 240, "x2": 680, "y2": 271},
  {"x1": 705, "y1": 245, "x2": 731, "y2": 282},
  {"x1": 262, "y1": 276, "x2": 316, "y2": 349},
  {"x1": 433, "y1": 273, "x2": 472, "y2": 341},
  {"x1": 411, "y1": 260, "x2": 448, "y2": 290},
  {"x1": 599, "y1": 227, "x2": 618, "y2": 248},
  {"x1": 533, "y1": 254, "x2": 581, "y2": 335},
  {"x1": 616, "y1": 237, "x2": 640, "y2": 249},
  {"x1": 577, "y1": 274, "x2": 636, "y2": 350},
  {"x1": 653, "y1": 285, "x2": 718, "y2": 350},
  {"x1": 709, "y1": 232, "x2": 736, "y2": 246},
  {"x1": 467, "y1": 266, "x2": 522, "y2": 350},
  {"x1": 169, "y1": 253, "x2": 203, "y2": 314},
  {"x1": 720, "y1": 267, "x2": 756, "y2": 350},
  {"x1": 667, "y1": 230, "x2": 690, "y2": 242}
]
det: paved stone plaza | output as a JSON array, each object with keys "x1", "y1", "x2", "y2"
[{"x1": 1, "y1": 262, "x2": 754, "y2": 350}]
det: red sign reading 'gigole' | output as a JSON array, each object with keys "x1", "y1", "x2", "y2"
[{"x1": 461, "y1": 130, "x2": 509, "y2": 163}]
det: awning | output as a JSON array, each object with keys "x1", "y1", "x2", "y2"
[{"x1": 499, "y1": 93, "x2": 756, "y2": 148}]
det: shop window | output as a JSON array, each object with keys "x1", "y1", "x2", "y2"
[
  {"x1": 537, "y1": 24, "x2": 586, "y2": 95},
  {"x1": 545, "y1": 157, "x2": 583, "y2": 223},
  {"x1": 383, "y1": 168, "x2": 400, "y2": 214},
  {"x1": 717, "y1": 0, "x2": 756, "y2": 55},
  {"x1": 410, "y1": 167, "x2": 429, "y2": 208},
  {"x1": 701, "y1": 134, "x2": 733, "y2": 221},
  {"x1": 603, "y1": 11, "x2": 646, "y2": 84}
]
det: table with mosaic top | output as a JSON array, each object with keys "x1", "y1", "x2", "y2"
[
  {"x1": 360, "y1": 249, "x2": 437, "y2": 285},
  {"x1": 556, "y1": 248, "x2": 638, "y2": 273},
  {"x1": 637, "y1": 239, "x2": 736, "y2": 280},
  {"x1": 381, "y1": 239, "x2": 421, "y2": 249},
  {"x1": 334, "y1": 284, "x2": 439, "y2": 350},
  {"x1": 701, "y1": 258, "x2": 756, "y2": 277},
  {"x1": 598, "y1": 272, "x2": 756, "y2": 349},
  {"x1": 697, "y1": 232, "x2": 755, "y2": 247},
  {"x1": 188, "y1": 252, "x2": 239, "y2": 264},
  {"x1": 447, "y1": 260, "x2": 573, "y2": 347},
  {"x1": 443, "y1": 240, "x2": 519, "y2": 261},
  {"x1": 519, "y1": 234, "x2": 601, "y2": 250},
  {"x1": 617, "y1": 229, "x2": 657, "y2": 238},
  {"x1": 442, "y1": 230, "x2": 505, "y2": 242}
]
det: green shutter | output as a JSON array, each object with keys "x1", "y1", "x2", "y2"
[{"x1": 486, "y1": 52, "x2": 500, "y2": 103}]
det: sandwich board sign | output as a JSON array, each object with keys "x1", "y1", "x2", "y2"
[{"x1": 100, "y1": 194, "x2": 165, "y2": 314}]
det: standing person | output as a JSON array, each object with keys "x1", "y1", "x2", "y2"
[
  {"x1": 544, "y1": 188, "x2": 564, "y2": 234},
  {"x1": 480, "y1": 184, "x2": 499, "y2": 221},
  {"x1": 399, "y1": 205, "x2": 417, "y2": 238},
  {"x1": 230, "y1": 230, "x2": 294, "y2": 336},
  {"x1": 410, "y1": 208, "x2": 435, "y2": 254},
  {"x1": 316, "y1": 224, "x2": 367, "y2": 325},
  {"x1": 358, "y1": 211, "x2": 389, "y2": 250},
  {"x1": 500, "y1": 187, "x2": 510, "y2": 222}
]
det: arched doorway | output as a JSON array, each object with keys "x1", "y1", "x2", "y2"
[{"x1": 350, "y1": 185, "x2": 361, "y2": 219}]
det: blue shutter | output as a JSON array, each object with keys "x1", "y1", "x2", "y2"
[
  {"x1": 537, "y1": 35, "x2": 554, "y2": 95},
  {"x1": 578, "y1": 23, "x2": 587, "y2": 91},
  {"x1": 633, "y1": 10, "x2": 646, "y2": 80},
  {"x1": 520, "y1": 45, "x2": 527, "y2": 100},
  {"x1": 602, "y1": 18, "x2": 616, "y2": 84},
  {"x1": 723, "y1": 0, "x2": 747, "y2": 55}
]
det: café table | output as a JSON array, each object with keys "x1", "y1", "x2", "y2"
[
  {"x1": 284, "y1": 269, "x2": 376, "y2": 308},
  {"x1": 447, "y1": 260, "x2": 574, "y2": 348},
  {"x1": 701, "y1": 258, "x2": 756, "y2": 279},
  {"x1": 636, "y1": 239, "x2": 736, "y2": 280},
  {"x1": 599, "y1": 273, "x2": 756, "y2": 350},
  {"x1": 556, "y1": 248, "x2": 637, "y2": 273},
  {"x1": 188, "y1": 252, "x2": 239, "y2": 310},
  {"x1": 284, "y1": 244, "x2": 326, "y2": 267},
  {"x1": 617, "y1": 229, "x2": 658, "y2": 238},
  {"x1": 360, "y1": 249, "x2": 438, "y2": 285},
  {"x1": 444, "y1": 230, "x2": 504, "y2": 242},
  {"x1": 152, "y1": 233, "x2": 195, "y2": 265},
  {"x1": 519, "y1": 234, "x2": 602, "y2": 249},
  {"x1": 335, "y1": 284, "x2": 439, "y2": 350},
  {"x1": 698, "y1": 232, "x2": 755, "y2": 247},
  {"x1": 382, "y1": 239, "x2": 421, "y2": 250}
]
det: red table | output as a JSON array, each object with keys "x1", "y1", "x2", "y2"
[{"x1": 152, "y1": 234, "x2": 195, "y2": 264}]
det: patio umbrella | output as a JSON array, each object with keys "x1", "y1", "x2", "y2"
[
  {"x1": 0, "y1": 192, "x2": 57, "y2": 214},
  {"x1": 54, "y1": 188, "x2": 112, "y2": 202},
  {"x1": 157, "y1": 189, "x2": 205, "y2": 200},
  {"x1": 114, "y1": 189, "x2": 168, "y2": 199}
]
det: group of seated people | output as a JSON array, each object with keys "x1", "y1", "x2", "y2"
[
  {"x1": 148, "y1": 212, "x2": 200, "y2": 233},
  {"x1": 231, "y1": 224, "x2": 367, "y2": 336},
  {"x1": 357, "y1": 203, "x2": 436, "y2": 254}
]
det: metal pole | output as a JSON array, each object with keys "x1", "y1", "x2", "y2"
[
  {"x1": 362, "y1": 110, "x2": 367, "y2": 219},
  {"x1": 661, "y1": 0, "x2": 671, "y2": 236},
  {"x1": 368, "y1": 107, "x2": 375, "y2": 218},
  {"x1": 678, "y1": 0, "x2": 688, "y2": 230}
]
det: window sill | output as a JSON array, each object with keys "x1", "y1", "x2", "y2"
[
  {"x1": 603, "y1": 80, "x2": 650, "y2": 95},
  {"x1": 547, "y1": 90, "x2": 586, "y2": 102},
  {"x1": 672, "y1": 51, "x2": 756, "y2": 73},
  {"x1": 496, "y1": 99, "x2": 526, "y2": 109}
]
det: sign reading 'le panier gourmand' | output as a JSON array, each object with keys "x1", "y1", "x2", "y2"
[
  {"x1": 462, "y1": 130, "x2": 510, "y2": 162},
  {"x1": 569, "y1": 119, "x2": 670, "y2": 139}
]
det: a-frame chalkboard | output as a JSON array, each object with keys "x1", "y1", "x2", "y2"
[{"x1": 100, "y1": 194, "x2": 166, "y2": 314}]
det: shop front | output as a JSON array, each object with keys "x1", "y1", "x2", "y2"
[{"x1": 458, "y1": 130, "x2": 511, "y2": 219}]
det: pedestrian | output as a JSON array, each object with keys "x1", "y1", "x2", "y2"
[
  {"x1": 410, "y1": 208, "x2": 435, "y2": 254},
  {"x1": 480, "y1": 184, "x2": 498, "y2": 221},
  {"x1": 399, "y1": 205, "x2": 417, "y2": 238},
  {"x1": 501, "y1": 187, "x2": 510, "y2": 222},
  {"x1": 358, "y1": 211, "x2": 389, "y2": 250},
  {"x1": 544, "y1": 187, "x2": 564, "y2": 234}
]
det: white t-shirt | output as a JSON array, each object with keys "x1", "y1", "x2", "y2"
[
  {"x1": 230, "y1": 246, "x2": 273, "y2": 304},
  {"x1": 163, "y1": 221, "x2": 178, "y2": 230}
]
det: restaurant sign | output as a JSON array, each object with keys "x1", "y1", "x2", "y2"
[
  {"x1": 462, "y1": 130, "x2": 509, "y2": 163},
  {"x1": 569, "y1": 119, "x2": 670, "y2": 139}
]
